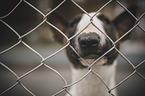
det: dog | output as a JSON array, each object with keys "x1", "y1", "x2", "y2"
[{"x1": 49, "y1": 6, "x2": 136, "y2": 96}]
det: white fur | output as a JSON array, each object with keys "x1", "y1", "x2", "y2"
[
  {"x1": 66, "y1": 12, "x2": 117, "y2": 96},
  {"x1": 66, "y1": 59, "x2": 117, "y2": 96},
  {"x1": 76, "y1": 12, "x2": 107, "y2": 46},
  {"x1": 74, "y1": 12, "x2": 107, "y2": 55}
]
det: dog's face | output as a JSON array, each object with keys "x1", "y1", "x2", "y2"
[
  {"x1": 49, "y1": 6, "x2": 136, "y2": 68},
  {"x1": 66, "y1": 13, "x2": 118, "y2": 68}
]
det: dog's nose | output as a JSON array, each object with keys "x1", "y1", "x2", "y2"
[{"x1": 78, "y1": 33, "x2": 100, "y2": 49}]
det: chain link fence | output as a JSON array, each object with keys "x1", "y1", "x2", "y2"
[{"x1": 0, "y1": 0, "x2": 145, "y2": 96}]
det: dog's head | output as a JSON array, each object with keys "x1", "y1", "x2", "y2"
[{"x1": 49, "y1": 6, "x2": 136, "y2": 68}]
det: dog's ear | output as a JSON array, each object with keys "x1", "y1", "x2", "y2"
[
  {"x1": 113, "y1": 6, "x2": 137, "y2": 41},
  {"x1": 48, "y1": 12, "x2": 69, "y2": 44}
]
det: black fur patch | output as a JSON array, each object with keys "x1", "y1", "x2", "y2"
[
  {"x1": 67, "y1": 15, "x2": 82, "y2": 38},
  {"x1": 98, "y1": 14, "x2": 119, "y2": 65}
]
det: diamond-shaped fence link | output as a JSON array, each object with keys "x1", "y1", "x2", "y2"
[{"x1": 0, "y1": 0, "x2": 145, "y2": 96}]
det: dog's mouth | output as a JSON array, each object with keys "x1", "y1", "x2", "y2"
[
  {"x1": 79, "y1": 40, "x2": 112, "y2": 61},
  {"x1": 83, "y1": 54, "x2": 100, "y2": 59},
  {"x1": 80, "y1": 49, "x2": 104, "y2": 59},
  {"x1": 80, "y1": 53, "x2": 102, "y2": 67}
]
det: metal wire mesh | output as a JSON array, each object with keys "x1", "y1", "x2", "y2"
[{"x1": 0, "y1": 0, "x2": 145, "y2": 96}]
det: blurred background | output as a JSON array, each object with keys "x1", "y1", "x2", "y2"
[{"x1": 0, "y1": 0, "x2": 145, "y2": 96}]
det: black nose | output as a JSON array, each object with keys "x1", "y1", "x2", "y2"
[{"x1": 78, "y1": 33, "x2": 100, "y2": 49}]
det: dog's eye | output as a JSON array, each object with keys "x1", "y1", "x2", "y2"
[
  {"x1": 70, "y1": 20, "x2": 75, "y2": 27},
  {"x1": 98, "y1": 14, "x2": 111, "y2": 24},
  {"x1": 70, "y1": 16, "x2": 81, "y2": 27}
]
